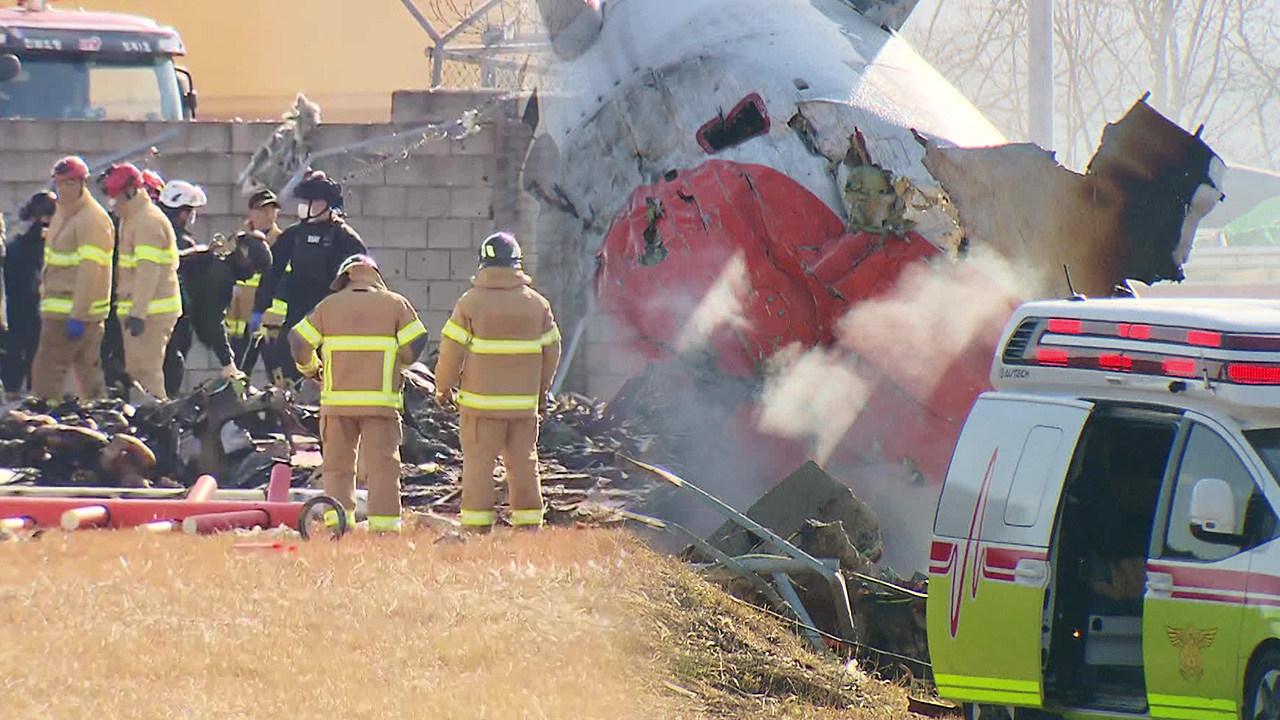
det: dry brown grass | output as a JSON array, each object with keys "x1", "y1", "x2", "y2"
[{"x1": 0, "y1": 528, "x2": 919, "y2": 720}]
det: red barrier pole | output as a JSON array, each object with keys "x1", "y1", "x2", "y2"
[
  {"x1": 0, "y1": 498, "x2": 308, "y2": 530},
  {"x1": 267, "y1": 464, "x2": 291, "y2": 503},
  {"x1": 62, "y1": 505, "x2": 109, "y2": 531},
  {"x1": 182, "y1": 509, "x2": 272, "y2": 535},
  {"x1": 0, "y1": 516, "x2": 33, "y2": 532},
  {"x1": 187, "y1": 475, "x2": 217, "y2": 502},
  {"x1": 139, "y1": 520, "x2": 179, "y2": 533}
]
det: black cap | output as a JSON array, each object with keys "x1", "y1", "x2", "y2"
[{"x1": 248, "y1": 189, "x2": 280, "y2": 210}]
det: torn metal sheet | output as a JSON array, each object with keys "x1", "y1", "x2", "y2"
[{"x1": 921, "y1": 98, "x2": 1226, "y2": 297}]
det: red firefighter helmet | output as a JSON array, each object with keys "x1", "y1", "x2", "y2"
[
  {"x1": 99, "y1": 163, "x2": 144, "y2": 198},
  {"x1": 51, "y1": 156, "x2": 90, "y2": 182},
  {"x1": 141, "y1": 169, "x2": 165, "y2": 202}
]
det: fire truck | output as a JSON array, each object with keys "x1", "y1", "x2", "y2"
[{"x1": 0, "y1": 0, "x2": 196, "y2": 121}]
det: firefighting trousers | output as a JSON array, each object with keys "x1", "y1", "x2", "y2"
[
  {"x1": 320, "y1": 413, "x2": 404, "y2": 531},
  {"x1": 31, "y1": 318, "x2": 106, "y2": 400},
  {"x1": 123, "y1": 312, "x2": 178, "y2": 401},
  {"x1": 459, "y1": 413, "x2": 543, "y2": 527}
]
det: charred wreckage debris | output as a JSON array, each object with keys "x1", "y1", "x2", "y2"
[{"x1": 0, "y1": 361, "x2": 929, "y2": 677}]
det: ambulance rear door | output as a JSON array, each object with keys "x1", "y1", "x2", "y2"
[{"x1": 929, "y1": 393, "x2": 1093, "y2": 707}]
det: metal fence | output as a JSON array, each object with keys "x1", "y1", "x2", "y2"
[{"x1": 399, "y1": 0, "x2": 548, "y2": 90}]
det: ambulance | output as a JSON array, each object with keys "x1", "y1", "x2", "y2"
[{"x1": 928, "y1": 297, "x2": 1280, "y2": 720}]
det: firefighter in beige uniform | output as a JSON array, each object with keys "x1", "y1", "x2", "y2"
[
  {"x1": 101, "y1": 163, "x2": 183, "y2": 400},
  {"x1": 289, "y1": 254, "x2": 428, "y2": 532},
  {"x1": 434, "y1": 232, "x2": 562, "y2": 531},
  {"x1": 31, "y1": 156, "x2": 114, "y2": 399},
  {"x1": 228, "y1": 189, "x2": 282, "y2": 370}
]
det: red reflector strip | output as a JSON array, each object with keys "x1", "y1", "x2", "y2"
[
  {"x1": 1036, "y1": 348, "x2": 1069, "y2": 366},
  {"x1": 1100, "y1": 353, "x2": 1131, "y2": 368},
  {"x1": 1098, "y1": 353, "x2": 1132, "y2": 371},
  {"x1": 1047, "y1": 318, "x2": 1082, "y2": 334},
  {"x1": 1118, "y1": 323, "x2": 1152, "y2": 340},
  {"x1": 1187, "y1": 330, "x2": 1222, "y2": 347},
  {"x1": 1228, "y1": 363, "x2": 1280, "y2": 385},
  {"x1": 1162, "y1": 358, "x2": 1198, "y2": 377}
]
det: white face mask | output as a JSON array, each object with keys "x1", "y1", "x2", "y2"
[
  {"x1": 107, "y1": 196, "x2": 119, "y2": 210},
  {"x1": 297, "y1": 202, "x2": 311, "y2": 220}
]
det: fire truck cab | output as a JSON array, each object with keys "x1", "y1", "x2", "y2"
[
  {"x1": 929, "y1": 297, "x2": 1280, "y2": 720},
  {"x1": 0, "y1": 0, "x2": 196, "y2": 121}
]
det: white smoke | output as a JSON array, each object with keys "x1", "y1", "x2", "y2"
[
  {"x1": 755, "y1": 246, "x2": 1042, "y2": 572},
  {"x1": 757, "y1": 344, "x2": 873, "y2": 464},
  {"x1": 675, "y1": 252, "x2": 751, "y2": 354},
  {"x1": 836, "y1": 245, "x2": 1043, "y2": 400}
]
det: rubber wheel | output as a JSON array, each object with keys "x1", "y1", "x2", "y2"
[
  {"x1": 964, "y1": 705, "x2": 1059, "y2": 720},
  {"x1": 965, "y1": 704, "x2": 1014, "y2": 720},
  {"x1": 1245, "y1": 649, "x2": 1280, "y2": 720},
  {"x1": 298, "y1": 495, "x2": 348, "y2": 541}
]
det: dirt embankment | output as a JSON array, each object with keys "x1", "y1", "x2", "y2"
[{"x1": 0, "y1": 529, "x2": 920, "y2": 720}]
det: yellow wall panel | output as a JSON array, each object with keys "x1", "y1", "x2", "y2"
[{"x1": 79, "y1": 0, "x2": 440, "y2": 121}]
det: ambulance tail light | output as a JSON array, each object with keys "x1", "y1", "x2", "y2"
[
  {"x1": 1047, "y1": 318, "x2": 1082, "y2": 334},
  {"x1": 1227, "y1": 363, "x2": 1280, "y2": 385},
  {"x1": 1036, "y1": 348, "x2": 1070, "y2": 366},
  {"x1": 1187, "y1": 330, "x2": 1223, "y2": 347},
  {"x1": 1099, "y1": 353, "x2": 1132, "y2": 371},
  {"x1": 1118, "y1": 323, "x2": 1152, "y2": 340},
  {"x1": 1162, "y1": 358, "x2": 1199, "y2": 377}
]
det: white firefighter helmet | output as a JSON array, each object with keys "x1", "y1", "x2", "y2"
[{"x1": 159, "y1": 180, "x2": 208, "y2": 210}]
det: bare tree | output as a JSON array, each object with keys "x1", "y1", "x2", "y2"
[{"x1": 905, "y1": 0, "x2": 1280, "y2": 169}]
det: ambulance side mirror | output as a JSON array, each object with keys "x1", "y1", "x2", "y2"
[{"x1": 1189, "y1": 478, "x2": 1237, "y2": 537}]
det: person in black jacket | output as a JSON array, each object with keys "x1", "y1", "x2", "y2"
[
  {"x1": 158, "y1": 181, "x2": 204, "y2": 396},
  {"x1": 2, "y1": 191, "x2": 55, "y2": 393},
  {"x1": 251, "y1": 173, "x2": 366, "y2": 384},
  {"x1": 177, "y1": 230, "x2": 272, "y2": 381}
]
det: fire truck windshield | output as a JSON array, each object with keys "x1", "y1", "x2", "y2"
[{"x1": 0, "y1": 55, "x2": 182, "y2": 121}]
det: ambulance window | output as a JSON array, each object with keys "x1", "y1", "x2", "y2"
[
  {"x1": 1244, "y1": 428, "x2": 1280, "y2": 483},
  {"x1": 1161, "y1": 424, "x2": 1275, "y2": 562},
  {"x1": 1004, "y1": 425, "x2": 1063, "y2": 527}
]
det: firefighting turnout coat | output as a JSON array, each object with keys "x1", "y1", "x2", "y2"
[
  {"x1": 113, "y1": 191, "x2": 181, "y2": 321},
  {"x1": 227, "y1": 221, "x2": 281, "y2": 336},
  {"x1": 290, "y1": 273, "x2": 427, "y2": 417},
  {"x1": 39, "y1": 188, "x2": 114, "y2": 322},
  {"x1": 434, "y1": 267, "x2": 562, "y2": 418}
]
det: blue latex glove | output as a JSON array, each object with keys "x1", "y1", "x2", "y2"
[
  {"x1": 248, "y1": 311, "x2": 263, "y2": 336},
  {"x1": 65, "y1": 318, "x2": 86, "y2": 341}
]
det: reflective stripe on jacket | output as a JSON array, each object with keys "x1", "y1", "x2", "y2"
[
  {"x1": 434, "y1": 266, "x2": 562, "y2": 419},
  {"x1": 291, "y1": 276, "x2": 426, "y2": 417},
  {"x1": 40, "y1": 189, "x2": 114, "y2": 321},
  {"x1": 114, "y1": 192, "x2": 182, "y2": 321},
  {"x1": 227, "y1": 223, "x2": 281, "y2": 331}
]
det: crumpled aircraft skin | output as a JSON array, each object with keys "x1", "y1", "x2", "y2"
[{"x1": 526, "y1": 0, "x2": 1225, "y2": 554}]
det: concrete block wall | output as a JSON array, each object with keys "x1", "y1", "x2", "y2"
[{"x1": 0, "y1": 90, "x2": 536, "y2": 392}]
